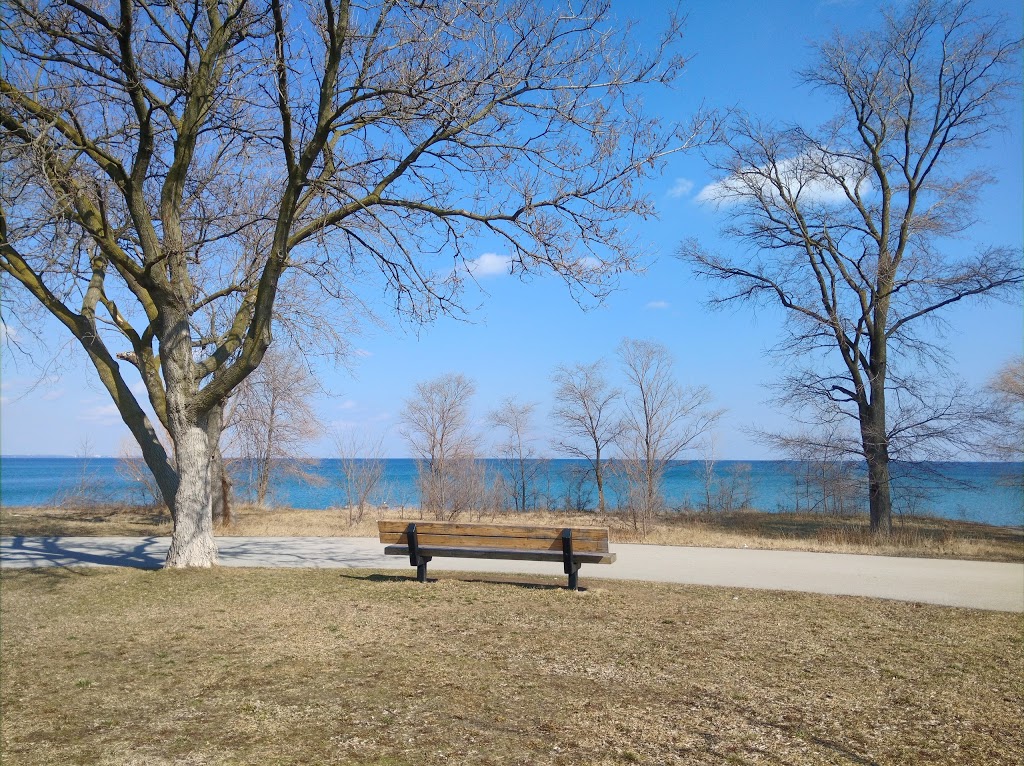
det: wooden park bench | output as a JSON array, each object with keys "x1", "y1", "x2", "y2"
[{"x1": 377, "y1": 520, "x2": 616, "y2": 590}]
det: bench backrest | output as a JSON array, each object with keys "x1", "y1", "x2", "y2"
[{"x1": 377, "y1": 520, "x2": 610, "y2": 553}]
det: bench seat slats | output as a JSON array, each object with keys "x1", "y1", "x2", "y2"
[
  {"x1": 377, "y1": 520, "x2": 609, "y2": 542},
  {"x1": 383, "y1": 544, "x2": 616, "y2": 565},
  {"x1": 378, "y1": 531, "x2": 609, "y2": 553},
  {"x1": 377, "y1": 520, "x2": 615, "y2": 589}
]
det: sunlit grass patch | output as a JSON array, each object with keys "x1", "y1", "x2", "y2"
[{"x1": 1, "y1": 567, "x2": 1022, "y2": 765}]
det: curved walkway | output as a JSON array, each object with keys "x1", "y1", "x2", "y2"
[{"x1": 1, "y1": 535, "x2": 1021, "y2": 612}]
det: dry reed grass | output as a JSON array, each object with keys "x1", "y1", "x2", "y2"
[{"x1": 2, "y1": 503, "x2": 1020, "y2": 562}]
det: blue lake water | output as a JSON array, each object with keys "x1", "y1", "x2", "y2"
[{"x1": 1, "y1": 457, "x2": 1021, "y2": 527}]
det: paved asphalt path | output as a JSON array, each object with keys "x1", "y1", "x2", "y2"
[{"x1": 1, "y1": 535, "x2": 1021, "y2": 612}]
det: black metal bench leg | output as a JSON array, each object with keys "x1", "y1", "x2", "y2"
[
  {"x1": 562, "y1": 528, "x2": 582, "y2": 590},
  {"x1": 407, "y1": 522, "x2": 432, "y2": 583}
]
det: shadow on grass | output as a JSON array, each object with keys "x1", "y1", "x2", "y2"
[
  {"x1": 733, "y1": 700, "x2": 881, "y2": 766},
  {"x1": 456, "y1": 576, "x2": 582, "y2": 592},
  {"x1": 338, "y1": 570, "x2": 578, "y2": 591},
  {"x1": 337, "y1": 572, "x2": 411, "y2": 584}
]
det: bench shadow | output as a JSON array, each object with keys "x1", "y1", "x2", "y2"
[
  {"x1": 457, "y1": 576, "x2": 581, "y2": 592},
  {"x1": 337, "y1": 572, "x2": 411, "y2": 584},
  {"x1": 337, "y1": 571, "x2": 580, "y2": 591}
]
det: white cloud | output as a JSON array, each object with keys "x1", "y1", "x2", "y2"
[
  {"x1": 572, "y1": 255, "x2": 603, "y2": 271},
  {"x1": 41, "y1": 389, "x2": 65, "y2": 401},
  {"x1": 77, "y1": 403, "x2": 121, "y2": 424},
  {"x1": 466, "y1": 252, "x2": 512, "y2": 278},
  {"x1": 667, "y1": 178, "x2": 695, "y2": 199},
  {"x1": 645, "y1": 300, "x2": 670, "y2": 310},
  {"x1": 696, "y1": 150, "x2": 871, "y2": 208},
  {"x1": 338, "y1": 399, "x2": 357, "y2": 411}
]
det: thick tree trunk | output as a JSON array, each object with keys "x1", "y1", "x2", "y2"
[
  {"x1": 206, "y1": 402, "x2": 232, "y2": 527},
  {"x1": 866, "y1": 445, "x2": 893, "y2": 535},
  {"x1": 861, "y1": 404, "x2": 893, "y2": 536},
  {"x1": 165, "y1": 422, "x2": 219, "y2": 567},
  {"x1": 162, "y1": 312, "x2": 219, "y2": 567}
]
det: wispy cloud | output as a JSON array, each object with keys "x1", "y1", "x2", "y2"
[
  {"x1": 645, "y1": 300, "x2": 671, "y2": 310},
  {"x1": 696, "y1": 150, "x2": 870, "y2": 208},
  {"x1": 328, "y1": 411, "x2": 392, "y2": 431},
  {"x1": 466, "y1": 252, "x2": 512, "y2": 278},
  {"x1": 666, "y1": 178, "x2": 695, "y2": 199},
  {"x1": 41, "y1": 389, "x2": 65, "y2": 401},
  {"x1": 77, "y1": 403, "x2": 121, "y2": 424}
]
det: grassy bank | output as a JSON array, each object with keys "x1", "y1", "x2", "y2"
[
  {"x1": 1, "y1": 567, "x2": 1021, "y2": 765},
  {"x1": 2, "y1": 503, "x2": 1021, "y2": 562}
]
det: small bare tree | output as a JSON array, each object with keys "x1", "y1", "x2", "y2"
[
  {"x1": 400, "y1": 373, "x2": 481, "y2": 520},
  {"x1": 57, "y1": 435, "x2": 111, "y2": 509},
  {"x1": 489, "y1": 397, "x2": 546, "y2": 512},
  {"x1": 333, "y1": 430, "x2": 386, "y2": 524},
  {"x1": 116, "y1": 437, "x2": 170, "y2": 511},
  {"x1": 975, "y1": 358, "x2": 1024, "y2": 494},
  {"x1": 226, "y1": 347, "x2": 323, "y2": 507},
  {"x1": 551, "y1": 361, "x2": 622, "y2": 512},
  {"x1": 698, "y1": 440, "x2": 755, "y2": 513},
  {"x1": 698, "y1": 436, "x2": 719, "y2": 512},
  {"x1": 717, "y1": 463, "x2": 754, "y2": 513},
  {"x1": 981, "y1": 358, "x2": 1024, "y2": 463},
  {"x1": 763, "y1": 427, "x2": 865, "y2": 515},
  {"x1": 617, "y1": 338, "x2": 720, "y2": 533}
]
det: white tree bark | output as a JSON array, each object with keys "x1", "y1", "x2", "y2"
[{"x1": 165, "y1": 424, "x2": 218, "y2": 568}]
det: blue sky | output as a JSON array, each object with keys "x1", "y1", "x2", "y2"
[{"x1": 2, "y1": 0, "x2": 1022, "y2": 459}]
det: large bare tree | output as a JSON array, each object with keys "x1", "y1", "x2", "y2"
[
  {"x1": 1, "y1": 0, "x2": 698, "y2": 566},
  {"x1": 681, "y1": 0, "x2": 1022, "y2": 533}
]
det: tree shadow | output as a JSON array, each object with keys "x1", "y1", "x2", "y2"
[{"x1": 0, "y1": 536, "x2": 165, "y2": 570}]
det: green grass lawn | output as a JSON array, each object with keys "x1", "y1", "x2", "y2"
[{"x1": 2, "y1": 567, "x2": 1021, "y2": 765}]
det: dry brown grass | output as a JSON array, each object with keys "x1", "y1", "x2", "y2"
[
  {"x1": 0, "y1": 505, "x2": 174, "y2": 537},
  {"x1": 3, "y1": 503, "x2": 1021, "y2": 562},
  {"x1": 1, "y1": 566, "x2": 1021, "y2": 765}
]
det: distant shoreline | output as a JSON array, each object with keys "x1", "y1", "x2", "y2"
[{"x1": 3, "y1": 456, "x2": 1021, "y2": 528}]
